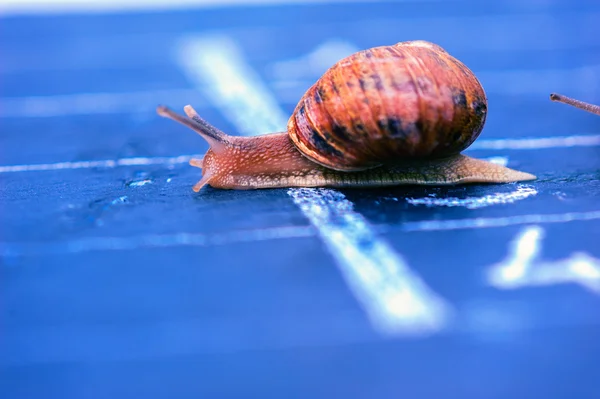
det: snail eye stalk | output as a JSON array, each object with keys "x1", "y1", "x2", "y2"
[
  {"x1": 156, "y1": 105, "x2": 231, "y2": 151},
  {"x1": 550, "y1": 93, "x2": 600, "y2": 116}
]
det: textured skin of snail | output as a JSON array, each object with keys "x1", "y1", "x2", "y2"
[{"x1": 157, "y1": 40, "x2": 537, "y2": 191}]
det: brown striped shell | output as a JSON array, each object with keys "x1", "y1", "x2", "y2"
[{"x1": 287, "y1": 40, "x2": 488, "y2": 171}]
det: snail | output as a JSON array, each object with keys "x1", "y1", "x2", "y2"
[{"x1": 157, "y1": 40, "x2": 539, "y2": 192}]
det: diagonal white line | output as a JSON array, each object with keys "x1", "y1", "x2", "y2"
[
  {"x1": 287, "y1": 188, "x2": 451, "y2": 334},
  {"x1": 176, "y1": 34, "x2": 452, "y2": 335}
]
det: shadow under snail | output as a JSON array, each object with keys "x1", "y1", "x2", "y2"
[{"x1": 157, "y1": 40, "x2": 600, "y2": 192}]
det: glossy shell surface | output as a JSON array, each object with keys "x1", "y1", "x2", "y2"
[{"x1": 287, "y1": 40, "x2": 488, "y2": 171}]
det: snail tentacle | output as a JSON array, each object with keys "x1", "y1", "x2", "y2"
[
  {"x1": 157, "y1": 105, "x2": 230, "y2": 152},
  {"x1": 192, "y1": 170, "x2": 214, "y2": 192},
  {"x1": 550, "y1": 93, "x2": 600, "y2": 116}
]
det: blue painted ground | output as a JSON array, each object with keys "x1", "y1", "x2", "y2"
[{"x1": 1, "y1": 1, "x2": 600, "y2": 398}]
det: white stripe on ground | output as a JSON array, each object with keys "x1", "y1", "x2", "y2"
[
  {"x1": 3, "y1": 210, "x2": 600, "y2": 256},
  {"x1": 401, "y1": 210, "x2": 600, "y2": 232},
  {"x1": 178, "y1": 34, "x2": 451, "y2": 335},
  {"x1": 469, "y1": 135, "x2": 600, "y2": 150},
  {"x1": 0, "y1": 138, "x2": 595, "y2": 173},
  {"x1": 0, "y1": 226, "x2": 316, "y2": 257},
  {"x1": 0, "y1": 0, "x2": 393, "y2": 15},
  {"x1": 486, "y1": 226, "x2": 600, "y2": 294},
  {"x1": 0, "y1": 155, "x2": 198, "y2": 173},
  {"x1": 0, "y1": 89, "x2": 202, "y2": 118}
]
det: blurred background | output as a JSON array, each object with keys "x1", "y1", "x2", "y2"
[{"x1": 1, "y1": 1, "x2": 600, "y2": 398}]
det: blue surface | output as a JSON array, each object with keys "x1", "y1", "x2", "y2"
[{"x1": 2, "y1": 1, "x2": 600, "y2": 398}]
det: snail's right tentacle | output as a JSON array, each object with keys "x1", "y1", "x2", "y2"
[
  {"x1": 192, "y1": 171, "x2": 214, "y2": 192},
  {"x1": 182, "y1": 105, "x2": 232, "y2": 143},
  {"x1": 156, "y1": 105, "x2": 231, "y2": 152}
]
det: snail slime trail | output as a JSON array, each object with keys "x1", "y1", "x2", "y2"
[{"x1": 158, "y1": 40, "x2": 536, "y2": 191}]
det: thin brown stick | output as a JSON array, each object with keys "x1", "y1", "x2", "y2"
[{"x1": 550, "y1": 93, "x2": 600, "y2": 116}]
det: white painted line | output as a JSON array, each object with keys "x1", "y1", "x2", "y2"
[
  {"x1": 0, "y1": 0, "x2": 390, "y2": 15},
  {"x1": 289, "y1": 188, "x2": 451, "y2": 334},
  {"x1": 4, "y1": 210, "x2": 600, "y2": 257},
  {"x1": 406, "y1": 185, "x2": 537, "y2": 210},
  {"x1": 0, "y1": 89, "x2": 200, "y2": 118},
  {"x1": 2, "y1": 135, "x2": 599, "y2": 174},
  {"x1": 0, "y1": 226, "x2": 316, "y2": 257},
  {"x1": 469, "y1": 135, "x2": 600, "y2": 150},
  {"x1": 491, "y1": 226, "x2": 544, "y2": 283},
  {"x1": 179, "y1": 34, "x2": 451, "y2": 335},
  {"x1": 401, "y1": 210, "x2": 600, "y2": 232},
  {"x1": 0, "y1": 155, "x2": 197, "y2": 173},
  {"x1": 486, "y1": 226, "x2": 600, "y2": 294},
  {"x1": 476, "y1": 64, "x2": 600, "y2": 96}
]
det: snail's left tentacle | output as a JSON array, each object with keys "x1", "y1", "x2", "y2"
[{"x1": 189, "y1": 158, "x2": 203, "y2": 168}]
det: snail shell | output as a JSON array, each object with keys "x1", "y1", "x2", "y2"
[
  {"x1": 288, "y1": 40, "x2": 487, "y2": 171},
  {"x1": 157, "y1": 40, "x2": 537, "y2": 191}
]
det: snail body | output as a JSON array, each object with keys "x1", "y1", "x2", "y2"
[{"x1": 158, "y1": 40, "x2": 537, "y2": 191}]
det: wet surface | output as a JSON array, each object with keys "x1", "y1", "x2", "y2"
[{"x1": 1, "y1": 1, "x2": 600, "y2": 398}]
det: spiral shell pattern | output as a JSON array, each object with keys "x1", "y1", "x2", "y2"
[{"x1": 287, "y1": 40, "x2": 488, "y2": 171}]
